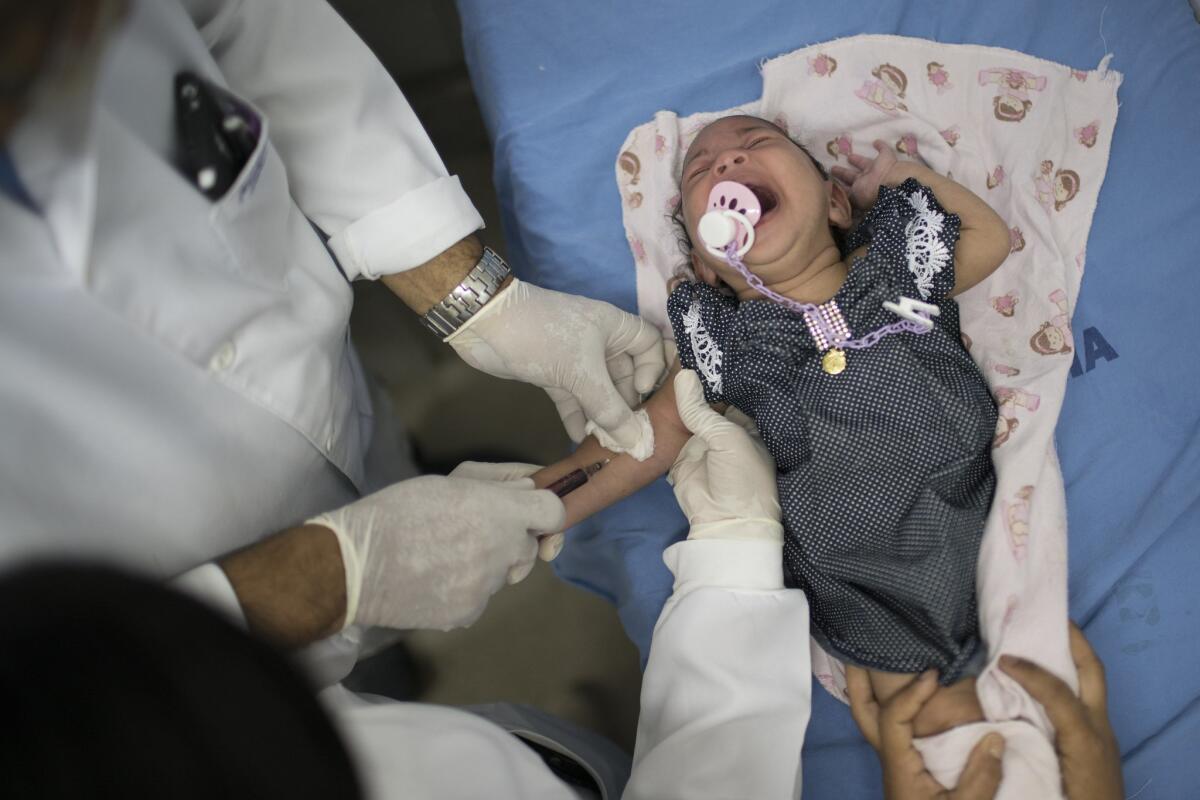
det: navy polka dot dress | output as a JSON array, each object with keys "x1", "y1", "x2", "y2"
[{"x1": 668, "y1": 179, "x2": 997, "y2": 682}]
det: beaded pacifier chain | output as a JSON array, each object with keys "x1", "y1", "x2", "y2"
[{"x1": 699, "y1": 180, "x2": 937, "y2": 375}]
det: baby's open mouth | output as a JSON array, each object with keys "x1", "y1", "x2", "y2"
[{"x1": 746, "y1": 184, "x2": 779, "y2": 218}]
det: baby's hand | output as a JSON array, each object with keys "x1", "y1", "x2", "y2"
[{"x1": 831, "y1": 140, "x2": 900, "y2": 211}]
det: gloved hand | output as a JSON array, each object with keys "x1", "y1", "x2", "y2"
[
  {"x1": 449, "y1": 461, "x2": 568, "y2": 563},
  {"x1": 308, "y1": 465, "x2": 564, "y2": 632},
  {"x1": 446, "y1": 278, "x2": 666, "y2": 456},
  {"x1": 668, "y1": 370, "x2": 783, "y2": 542}
]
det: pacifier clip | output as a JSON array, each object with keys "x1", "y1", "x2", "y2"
[{"x1": 698, "y1": 180, "x2": 938, "y2": 374}]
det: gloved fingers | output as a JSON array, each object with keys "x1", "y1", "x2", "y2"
[
  {"x1": 621, "y1": 319, "x2": 667, "y2": 395},
  {"x1": 545, "y1": 387, "x2": 587, "y2": 443},
  {"x1": 667, "y1": 429, "x2": 710, "y2": 486},
  {"x1": 723, "y1": 406, "x2": 774, "y2": 475},
  {"x1": 507, "y1": 536, "x2": 539, "y2": 584},
  {"x1": 724, "y1": 406, "x2": 759, "y2": 437},
  {"x1": 594, "y1": 301, "x2": 666, "y2": 395},
  {"x1": 673, "y1": 370, "x2": 741, "y2": 447},
  {"x1": 450, "y1": 461, "x2": 543, "y2": 484},
  {"x1": 538, "y1": 532, "x2": 565, "y2": 562},
  {"x1": 575, "y1": 378, "x2": 649, "y2": 453},
  {"x1": 606, "y1": 351, "x2": 639, "y2": 408},
  {"x1": 519, "y1": 488, "x2": 567, "y2": 534}
]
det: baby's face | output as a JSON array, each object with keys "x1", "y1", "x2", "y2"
[{"x1": 680, "y1": 116, "x2": 839, "y2": 289}]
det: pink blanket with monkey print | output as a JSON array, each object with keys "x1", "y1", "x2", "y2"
[{"x1": 617, "y1": 34, "x2": 1120, "y2": 797}]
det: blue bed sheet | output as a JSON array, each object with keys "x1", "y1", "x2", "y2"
[{"x1": 458, "y1": 1, "x2": 1200, "y2": 796}]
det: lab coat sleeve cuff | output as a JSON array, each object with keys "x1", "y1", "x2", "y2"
[
  {"x1": 662, "y1": 539, "x2": 784, "y2": 592},
  {"x1": 327, "y1": 175, "x2": 485, "y2": 280},
  {"x1": 170, "y1": 562, "x2": 248, "y2": 629}
]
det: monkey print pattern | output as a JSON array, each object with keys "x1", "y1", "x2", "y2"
[
  {"x1": 856, "y1": 63, "x2": 908, "y2": 116},
  {"x1": 1030, "y1": 289, "x2": 1072, "y2": 356},
  {"x1": 978, "y1": 67, "x2": 1047, "y2": 122}
]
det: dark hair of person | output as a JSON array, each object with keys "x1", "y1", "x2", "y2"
[
  {"x1": 0, "y1": 563, "x2": 363, "y2": 800},
  {"x1": 668, "y1": 120, "x2": 843, "y2": 271}
]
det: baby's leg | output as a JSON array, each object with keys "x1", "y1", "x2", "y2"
[{"x1": 868, "y1": 670, "x2": 984, "y2": 738}]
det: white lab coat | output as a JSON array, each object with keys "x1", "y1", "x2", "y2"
[
  {"x1": 0, "y1": 0, "x2": 480, "y2": 580},
  {"x1": 3, "y1": 3, "x2": 817, "y2": 794},
  {"x1": 311, "y1": 539, "x2": 812, "y2": 800}
]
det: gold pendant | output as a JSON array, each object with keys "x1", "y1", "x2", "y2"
[{"x1": 822, "y1": 348, "x2": 847, "y2": 375}]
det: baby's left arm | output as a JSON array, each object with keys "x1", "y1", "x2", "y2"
[{"x1": 832, "y1": 141, "x2": 1011, "y2": 297}]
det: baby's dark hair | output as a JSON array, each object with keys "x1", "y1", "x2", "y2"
[{"x1": 669, "y1": 119, "x2": 837, "y2": 264}]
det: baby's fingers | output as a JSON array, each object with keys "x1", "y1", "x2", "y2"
[
  {"x1": 830, "y1": 165, "x2": 860, "y2": 186},
  {"x1": 846, "y1": 152, "x2": 874, "y2": 171}
]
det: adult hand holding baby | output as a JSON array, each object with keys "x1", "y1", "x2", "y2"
[
  {"x1": 848, "y1": 622, "x2": 1124, "y2": 800},
  {"x1": 999, "y1": 623, "x2": 1124, "y2": 800},
  {"x1": 847, "y1": 667, "x2": 1004, "y2": 800}
]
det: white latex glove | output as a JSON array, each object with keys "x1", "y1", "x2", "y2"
[
  {"x1": 308, "y1": 468, "x2": 564, "y2": 632},
  {"x1": 448, "y1": 461, "x2": 568, "y2": 564},
  {"x1": 668, "y1": 370, "x2": 783, "y2": 542},
  {"x1": 446, "y1": 278, "x2": 666, "y2": 458}
]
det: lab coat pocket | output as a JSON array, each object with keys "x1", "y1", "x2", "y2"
[{"x1": 209, "y1": 113, "x2": 292, "y2": 290}]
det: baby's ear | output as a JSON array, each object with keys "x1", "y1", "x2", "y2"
[
  {"x1": 827, "y1": 180, "x2": 853, "y2": 230},
  {"x1": 690, "y1": 251, "x2": 722, "y2": 287}
]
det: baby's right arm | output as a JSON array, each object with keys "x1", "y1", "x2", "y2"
[{"x1": 532, "y1": 362, "x2": 698, "y2": 530}]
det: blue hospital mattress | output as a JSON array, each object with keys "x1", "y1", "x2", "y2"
[{"x1": 457, "y1": 1, "x2": 1200, "y2": 796}]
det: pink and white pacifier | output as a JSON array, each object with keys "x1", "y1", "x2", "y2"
[{"x1": 698, "y1": 180, "x2": 762, "y2": 258}]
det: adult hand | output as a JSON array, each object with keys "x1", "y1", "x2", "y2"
[
  {"x1": 309, "y1": 467, "x2": 564, "y2": 632},
  {"x1": 847, "y1": 667, "x2": 1005, "y2": 800},
  {"x1": 446, "y1": 278, "x2": 666, "y2": 454},
  {"x1": 668, "y1": 369, "x2": 782, "y2": 542},
  {"x1": 451, "y1": 461, "x2": 569, "y2": 563},
  {"x1": 999, "y1": 623, "x2": 1124, "y2": 800},
  {"x1": 830, "y1": 139, "x2": 900, "y2": 211}
]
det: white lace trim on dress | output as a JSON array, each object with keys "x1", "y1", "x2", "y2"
[
  {"x1": 682, "y1": 299, "x2": 723, "y2": 395},
  {"x1": 903, "y1": 190, "x2": 951, "y2": 300}
]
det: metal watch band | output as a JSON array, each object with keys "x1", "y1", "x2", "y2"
[{"x1": 420, "y1": 247, "x2": 512, "y2": 337}]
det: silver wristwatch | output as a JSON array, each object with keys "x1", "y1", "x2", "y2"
[{"x1": 420, "y1": 247, "x2": 512, "y2": 337}]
